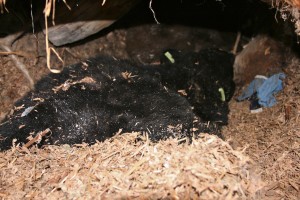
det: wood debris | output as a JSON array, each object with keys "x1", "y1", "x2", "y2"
[{"x1": 0, "y1": 134, "x2": 263, "y2": 199}]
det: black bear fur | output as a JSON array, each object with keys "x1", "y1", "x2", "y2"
[{"x1": 0, "y1": 49, "x2": 235, "y2": 151}]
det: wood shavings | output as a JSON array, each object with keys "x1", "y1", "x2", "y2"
[
  {"x1": 121, "y1": 71, "x2": 138, "y2": 80},
  {"x1": 223, "y1": 56, "x2": 300, "y2": 199},
  {"x1": 177, "y1": 89, "x2": 187, "y2": 96},
  {"x1": 23, "y1": 128, "x2": 51, "y2": 149},
  {"x1": 0, "y1": 134, "x2": 263, "y2": 199},
  {"x1": 52, "y1": 77, "x2": 96, "y2": 93}
]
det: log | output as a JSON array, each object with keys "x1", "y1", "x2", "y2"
[{"x1": 43, "y1": 0, "x2": 139, "y2": 46}]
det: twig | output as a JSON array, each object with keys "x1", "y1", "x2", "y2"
[
  {"x1": 23, "y1": 128, "x2": 51, "y2": 149},
  {"x1": 0, "y1": 51, "x2": 31, "y2": 57},
  {"x1": 0, "y1": 44, "x2": 34, "y2": 88},
  {"x1": 0, "y1": 30, "x2": 36, "y2": 88},
  {"x1": 232, "y1": 31, "x2": 241, "y2": 55}
]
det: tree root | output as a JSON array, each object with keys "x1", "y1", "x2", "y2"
[{"x1": 0, "y1": 32, "x2": 35, "y2": 89}]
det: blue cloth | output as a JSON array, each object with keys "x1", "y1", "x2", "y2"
[
  {"x1": 238, "y1": 73, "x2": 286, "y2": 107},
  {"x1": 237, "y1": 76, "x2": 266, "y2": 101}
]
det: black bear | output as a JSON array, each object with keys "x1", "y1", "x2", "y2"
[{"x1": 0, "y1": 49, "x2": 235, "y2": 151}]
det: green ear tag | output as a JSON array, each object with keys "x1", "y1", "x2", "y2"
[
  {"x1": 218, "y1": 88, "x2": 226, "y2": 102},
  {"x1": 164, "y1": 51, "x2": 175, "y2": 63}
]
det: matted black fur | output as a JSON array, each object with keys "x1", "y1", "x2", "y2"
[{"x1": 0, "y1": 49, "x2": 235, "y2": 151}]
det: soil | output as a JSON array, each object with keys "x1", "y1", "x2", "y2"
[{"x1": 0, "y1": 1, "x2": 299, "y2": 199}]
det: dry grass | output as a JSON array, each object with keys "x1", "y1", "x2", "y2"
[
  {"x1": 0, "y1": 133, "x2": 263, "y2": 199},
  {"x1": 269, "y1": 0, "x2": 300, "y2": 35},
  {"x1": 0, "y1": 0, "x2": 7, "y2": 13}
]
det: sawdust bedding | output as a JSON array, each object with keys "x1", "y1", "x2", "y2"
[
  {"x1": 0, "y1": 133, "x2": 263, "y2": 199},
  {"x1": 223, "y1": 58, "x2": 300, "y2": 200}
]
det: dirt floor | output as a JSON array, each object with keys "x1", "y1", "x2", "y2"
[{"x1": 0, "y1": 7, "x2": 299, "y2": 200}]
